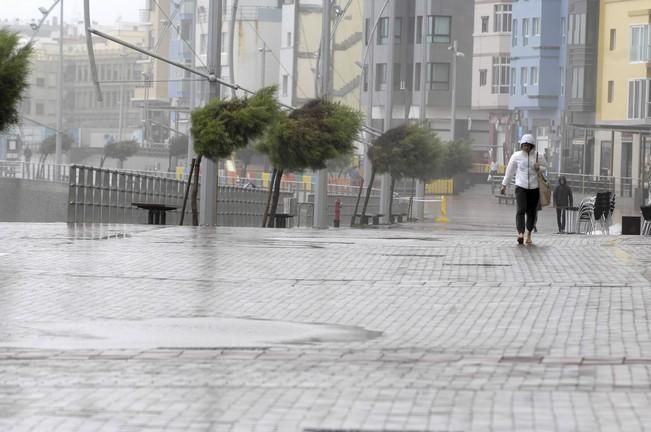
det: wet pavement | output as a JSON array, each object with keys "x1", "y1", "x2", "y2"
[{"x1": 1, "y1": 187, "x2": 651, "y2": 431}]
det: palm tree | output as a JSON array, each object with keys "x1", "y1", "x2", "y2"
[{"x1": 0, "y1": 29, "x2": 33, "y2": 133}]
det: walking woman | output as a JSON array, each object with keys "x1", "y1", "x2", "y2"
[{"x1": 500, "y1": 134, "x2": 545, "y2": 245}]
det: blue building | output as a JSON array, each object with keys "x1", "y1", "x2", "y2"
[{"x1": 509, "y1": 0, "x2": 563, "y2": 162}]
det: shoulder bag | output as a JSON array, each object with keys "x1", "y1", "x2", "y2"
[{"x1": 536, "y1": 153, "x2": 551, "y2": 207}]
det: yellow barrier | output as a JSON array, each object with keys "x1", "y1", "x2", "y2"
[
  {"x1": 425, "y1": 179, "x2": 454, "y2": 195},
  {"x1": 435, "y1": 195, "x2": 448, "y2": 224}
]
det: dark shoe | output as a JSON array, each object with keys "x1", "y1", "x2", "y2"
[{"x1": 517, "y1": 234, "x2": 524, "y2": 245}]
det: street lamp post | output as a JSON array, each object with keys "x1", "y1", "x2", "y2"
[
  {"x1": 258, "y1": 44, "x2": 271, "y2": 88},
  {"x1": 448, "y1": 40, "x2": 464, "y2": 142},
  {"x1": 55, "y1": 0, "x2": 64, "y2": 172}
]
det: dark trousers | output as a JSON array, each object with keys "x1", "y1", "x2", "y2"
[
  {"x1": 515, "y1": 186, "x2": 540, "y2": 234},
  {"x1": 556, "y1": 208, "x2": 566, "y2": 232}
]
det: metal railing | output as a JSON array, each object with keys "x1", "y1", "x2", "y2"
[{"x1": 0, "y1": 161, "x2": 70, "y2": 183}]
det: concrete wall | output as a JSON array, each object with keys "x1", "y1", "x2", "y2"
[{"x1": 0, "y1": 179, "x2": 68, "y2": 222}]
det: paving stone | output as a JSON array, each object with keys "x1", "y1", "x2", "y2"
[{"x1": 0, "y1": 222, "x2": 650, "y2": 431}]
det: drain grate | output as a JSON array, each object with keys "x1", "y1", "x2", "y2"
[
  {"x1": 304, "y1": 430, "x2": 454, "y2": 432},
  {"x1": 379, "y1": 254, "x2": 445, "y2": 258}
]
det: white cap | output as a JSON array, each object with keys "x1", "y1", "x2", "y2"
[{"x1": 519, "y1": 133, "x2": 535, "y2": 146}]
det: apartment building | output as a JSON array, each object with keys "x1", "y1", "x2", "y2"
[
  {"x1": 595, "y1": 0, "x2": 651, "y2": 203},
  {"x1": 472, "y1": 0, "x2": 513, "y2": 165}
]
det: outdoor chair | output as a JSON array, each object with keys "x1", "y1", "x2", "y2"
[
  {"x1": 576, "y1": 196, "x2": 596, "y2": 235},
  {"x1": 642, "y1": 205, "x2": 651, "y2": 236},
  {"x1": 593, "y1": 191, "x2": 612, "y2": 235}
]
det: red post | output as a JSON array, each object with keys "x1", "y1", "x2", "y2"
[{"x1": 334, "y1": 199, "x2": 341, "y2": 228}]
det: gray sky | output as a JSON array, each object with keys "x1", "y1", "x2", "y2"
[{"x1": 1, "y1": 0, "x2": 145, "y2": 25}]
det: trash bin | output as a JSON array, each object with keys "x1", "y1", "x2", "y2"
[{"x1": 621, "y1": 216, "x2": 641, "y2": 235}]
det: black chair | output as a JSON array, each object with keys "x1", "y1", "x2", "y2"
[{"x1": 593, "y1": 191, "x2": 612, "y2": 235}]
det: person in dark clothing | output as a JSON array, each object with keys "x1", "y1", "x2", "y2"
[{"x1": 553, "y1": 176, "x2": 573, "y2": 233}]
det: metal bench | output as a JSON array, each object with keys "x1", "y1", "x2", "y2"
[{"x1": 132, "y1": 202, "x2": 177, "y2": 225}]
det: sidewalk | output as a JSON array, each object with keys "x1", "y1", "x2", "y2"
[{"x1": 0, "y1": 221, "x2": 650, "y2": 431}]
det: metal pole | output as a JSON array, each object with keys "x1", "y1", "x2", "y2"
[
  {"x1": 118, "y1": 54, "x2": 125, "y2": 141},
  {"x1": 187, "y1": 0, "x2": 197, "y2": 169},
  {"x1": 314, "y1": 0, "x2": 332, "y2": 229},
  {"x1": 260, "y1": 44, "x2": 266, "y2": 88},
  {"x1": 55, "y1": 0, "x2": 64, "y2": 170},
  {"x1": 199, "y1": 0, "x2": 223, "y2": 226},
  {"x1": 450, "y1": 40, "x2": 457, "y2": 142}
]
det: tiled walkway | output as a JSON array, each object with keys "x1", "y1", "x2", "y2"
[{"x1": 0, "y1": 221, "x2": 650, "y2": 431}]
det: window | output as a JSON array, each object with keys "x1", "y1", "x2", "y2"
[
  {"x1": 569, "y1": 14, "x2": 586, "y2": 45},
  {"x1": 414, "y1": 63, "x2": 421, "y2": 91},
  {"x1": 530, "y1": 67, "x2": 538, "y2": 86},
  {"x1": 282, "y1": 74, "x2": 288, "y2": 97},
  {"x1": 532, "y1": 18, "x2": 540, "y2": 36},
  {"x1": 627, "y1": 79, "x2": 649, "y2": 119},
  {"x1": 377, "y1": 17, "x2": 389, "y2": 45},
  {"x1": 36, "y1": 77, "x2": 45, "y2": 87},
  {"x1": 561, "y1": 17, "x2": 566, "y2": 44},
  {"x1": 375, "y1": 63, "x2": 387, "y2": 91},
  {"x1": 493, "y1": 4, "x2": 512, "y2": 33},
  {"x1": 407, "y1": 17, "x2": 415, "y2": 44},
  {"x1": 286, "y1": 32, "x2": 292, "y2": 47},
  {"x1": 221, "y1": 32, "x2": 227, "y2": 53},
  {"x1": 560, "y1": 67, "x2": 565, "y2": 96},
  {"x1": 630, "y1": 25, "x2": 650, "y2": 62},
  {"x1": 571, "y1": 67, "x2": 584, "y2": 98},
  {"x1": 491, "y1": 56, "x2": 510, "y2": 94},
  {"x1": 520, "y1": 66, "x2": 528, "y2": 95},
  {"x1": 608, "y1": 80, "x2": 614, "y2": 103},
  {"x1": 394, "y1": 18, "x2": 402, "y2": 44},
  {"x1": 609, "y1": 29, "x2": 616, "y2": 51},
  {"x1": 512, "y1": 19, "x2": 518, "y2": 46},
  {"x1": 522, "y1": 18, "x2": 529, "y2": 46},
  {"x1": 479, "y1": 69, "x2": 487, "y2": 87},
  {"x1": 426, "y1": 15, "x2": 451, "y2": 43},
  {"x1": 481, "y1": 16, "x2": 489, "y2": 33},
  {"x1": 405, "y1": 63, "x2": 413, "y2": 90},
  {"x1": 416, "y1": 16, "x2": 423, "y2": 44},
  {"x1": 510, "y1": 67, "x2": 516, "y2": 95},
  {"x1": 426, "y1": 62, "x2": 449, "y2": 90},
  {"x1": 363, "y1": 65, "x2": 368, "y2": 92},
  {"x1": 365, "y1": 18, "x2": 369, "y2": 45},
  {"x1": 36, "y1": 103, "x2": 45, "y2": 115},
  {"x1": 393, "y1": 63, "x2": 402, "y2": 90}
]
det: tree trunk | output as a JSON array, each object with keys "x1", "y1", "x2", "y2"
[
  {"x1": 261, "y1": 168, "x2": 277, "y2": 227},
  {"x1": 179, "y1": 158, "x2": 196, "y2": 226},
  {"x1": 361, "y1": 167, "x2": 376, "y2": 219},
  {"x1": 350, "y1": 177, "x2": 364, "y2": 226},
  {"x1": 388, "y1": 176, "x2": 396, "y2": 222},
  {"x1": 191, "y1": 154, "x2": 202, "y2": 226},
  {"x1": 268, "y1": 169, "x2": 284, "y2": 228}
]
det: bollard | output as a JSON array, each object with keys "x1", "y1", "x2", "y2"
[
  {"x1": 435, "y1": 195, "x2": 448, "y2": 223},
  {"x1": 334, "y1": 199, "x2": 341, "y2": 228}
]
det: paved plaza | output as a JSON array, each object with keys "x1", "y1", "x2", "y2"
[{"x1": 1, "y1": 188, "x2": 651, "y2": 431}]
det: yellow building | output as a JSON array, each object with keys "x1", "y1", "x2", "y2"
[{"x1": 595, "y1": 0, "x2": 650, "y2": 204}]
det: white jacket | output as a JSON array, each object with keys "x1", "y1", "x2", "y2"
[{"x1": 502, "y1": 150, "x2": 546, "y2": 190}]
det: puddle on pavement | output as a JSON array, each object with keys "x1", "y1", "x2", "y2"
[{"x1": 2, "y1": 317, "x2": 381, "y2": 350}]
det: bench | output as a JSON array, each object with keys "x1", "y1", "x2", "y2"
[
  {"x1": 132, "y1": 202, "x2": 177, "y2": 225},
  {"x1": 354, "y1": 214, "x2": 384, "y2": 225},
  {"x1": 273, "y1": 213, "x2": 294, "y2": 228},
  {"x1": 495, "y1": 194, "x2": 516, "y2": 205},
  {"x1": 391, "y1": 213, "x2": 408, "y2": 223}
]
